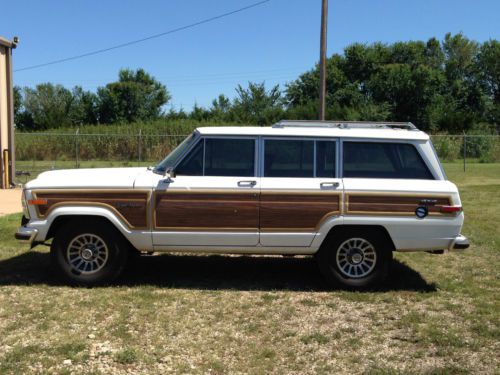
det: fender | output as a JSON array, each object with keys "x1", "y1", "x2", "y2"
[
  {"x1": 31, "y1": 205, "x2": 152, "y2": 251},
  {"x1": 310, "y1": 215, "x2": 344, "y2": 250}
]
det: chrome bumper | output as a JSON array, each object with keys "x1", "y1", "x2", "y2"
[
  {"x1": 15, "y1": 226, "x2": 38, "y2": 243},
  {"x1": 449, "y1": 234, "x2": 470, "y2": 251}
]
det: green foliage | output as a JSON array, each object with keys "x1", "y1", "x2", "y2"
[
  {"x1": 232, "y1": 82, "x2": 284, "y2": 125},
  {"x1": 286, "y1": 33, "x2": 497, "y2": 132},
  {"x1": 22, "y1": 83, "x2": 74, "y2": 130},
  {"x1": 11, "y1": 34, "x2": 500, "y2": 132},
  {"x1": 97, "y1": 68, "x2": 170, "y2": 123},
  {"x1": 15, "y1": 119, "x2": 223, "y2": 162},
  {"x1": 431, "y1": 135, "x2": 462, "y2": 162},
  {"x1": 463, "y1": 123, "x2": 497, "y2": 162}
]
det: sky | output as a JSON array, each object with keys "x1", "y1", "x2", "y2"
[{"x1": 3, "y1": 0, "x2": 500, "y2": 110}]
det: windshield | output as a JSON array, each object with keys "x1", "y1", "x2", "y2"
[{"x1": 154, "y1": 132, "x2": 198, "y2": 174}]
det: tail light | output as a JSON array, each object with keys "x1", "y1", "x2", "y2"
[{"x1": 440, "y1": 205, "x2": 462, "y2": 213}]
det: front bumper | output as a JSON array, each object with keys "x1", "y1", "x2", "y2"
[
  {"x1": 15, "y1": 226, "x2": 38, "y2": 243},
  {"x1": 449, "y1": 234, "x2": 470, "y2": 251}
]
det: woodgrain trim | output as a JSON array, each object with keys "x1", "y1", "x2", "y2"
[
  {"x1": 345, "y1": 192, "x2": 454, "y2": 216},
  {"x1": 260, "y1": 191, "x2": 342, "y2": 231},
  {"x1": 32, "y1": 189, "x2": 151, "y2": 229},
  {"x1": 154, "y1": 190, "x2": 260, "y2": 231}
]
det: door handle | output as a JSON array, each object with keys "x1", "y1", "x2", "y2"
[
  {"x1": 238, "y1": 180, "x2": 257, "y2": 187},
  {"x1": 320, "y1": 182, "x2": 340, "y2": 189}
]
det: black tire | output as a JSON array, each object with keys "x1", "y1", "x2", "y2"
[
  {"x1": 316, "y1": 227, "x2": 393, "y2": 290},
  {"x1": 50, "y1": 219, "x2": 129, "y2": 286}
]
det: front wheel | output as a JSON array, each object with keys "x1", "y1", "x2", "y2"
[
  {"x1": 50, "y1": 220, "x2": 129, "y2": 286},
  {"x1": 316, "y1": 228, "x2": 393, "y2": 289}
]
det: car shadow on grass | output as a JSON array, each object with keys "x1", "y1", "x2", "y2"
[{"x1": 0, "y1": 251, "x2": 437, "y2": 292}]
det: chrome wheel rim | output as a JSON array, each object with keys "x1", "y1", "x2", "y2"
[
  {"x1": 335, "y1": 238, "x2": 377, "y2": 278},
  {"x1": 66, "y1": 233, "x2": 109, "y2": 275}
]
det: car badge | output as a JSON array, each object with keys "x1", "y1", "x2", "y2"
[{"x1": 415, "y1": 206, "x2": 428, "y2": 219}]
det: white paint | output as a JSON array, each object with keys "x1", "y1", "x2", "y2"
[{"x1": 18, "y1": 125, "x2": 467, "y2": 255}]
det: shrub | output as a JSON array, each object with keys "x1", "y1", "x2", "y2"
[{"x1": 462, "y1": 123, "x2": 497, "y2": 162}]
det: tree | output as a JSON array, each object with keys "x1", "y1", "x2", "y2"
[
  {"x1": 209, "y1": 94, "x2": 232, "y2": 121},
  {"x1": 22, "y1": 83, "x2": 74, "y2": 130},
  {"x1": 232, "y1": 82, "x2": 284, "y2": 125},
  {"x1": 97, "y1": 68, "x2": 170, "y2": 123},
  {"x1": 478, "y1": 40, "x2": 500, "y2": 124},
  {"x1": 70, "y1": 86, "x2": 98, "y2": 125}
]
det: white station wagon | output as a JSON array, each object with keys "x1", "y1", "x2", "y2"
[{"x1": 16, "y1": 121, "x2": 469, "y2": 288}]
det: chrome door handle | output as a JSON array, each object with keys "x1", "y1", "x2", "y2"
[
  {"x1": 238, "y1": 180, "x2": 257, "y2": 187},
  {"x1": 320, "y1": 182, "x2": 340, "y2": 189}
]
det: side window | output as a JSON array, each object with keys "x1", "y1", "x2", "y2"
[
  {"x1": 175, "y1": 139, "x2": 203, "y2": 176},
  {"x1": 343, "y1": 142, "x2": 433, "y2": 179},
  {"x1": 205, "y1": 138, "x2": 255, "y2": 177},
  {"x1": 176, "y1": 138, "x2": 255, "y2": 177},
  {"x1": 316, "y1": 141, "x2": 336, "y2": 177},
  {"x1": 264, "y1": 140, "x2": 314, "y2": 177}
]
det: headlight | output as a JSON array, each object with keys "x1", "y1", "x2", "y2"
[{"x1": 22, "y1": 190, "x2": 30, "y2": 219}]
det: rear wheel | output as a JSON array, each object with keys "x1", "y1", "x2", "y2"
[
  {"x1": 316, "y1": 228, "x2": 392, "y2": 289},
  {"x1": 50, "y1": 220, "x2": 128, "y2": 286}
]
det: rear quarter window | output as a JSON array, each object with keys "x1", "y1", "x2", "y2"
[{"x1": 343, "y1": 141, "x2": 433, "y2": 179}]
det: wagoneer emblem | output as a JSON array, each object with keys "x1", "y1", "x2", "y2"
[
  {"x1": 415, "y1": 206, "x2": 428, "y2": 219},
  {"x1": 116, "y1": 202, "x2": 143, "y2": 209}
]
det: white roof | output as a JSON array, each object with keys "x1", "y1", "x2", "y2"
[{"x1": 196, "y1": 126, "x2": 430, "y2": 141}]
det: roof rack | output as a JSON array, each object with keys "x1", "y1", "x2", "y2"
[{"x1": 272, "y1": 120, "x2": 418, "y2": 131}]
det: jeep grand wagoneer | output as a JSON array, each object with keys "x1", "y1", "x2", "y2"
[{"x1": 16, "y1": 121, "x2": 469, "y2": 288}]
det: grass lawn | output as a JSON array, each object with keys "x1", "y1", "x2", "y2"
[{"x1": 0, "y1": 163, "x2": 499, "y2": 374}]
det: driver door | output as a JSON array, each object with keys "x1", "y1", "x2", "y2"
[{"x1": 152, "y1": 136, "x2": 260, "y2": 248}]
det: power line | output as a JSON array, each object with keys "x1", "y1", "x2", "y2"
[{"x1": 14, "y1": 0, "x2": 270, "y2": 73}]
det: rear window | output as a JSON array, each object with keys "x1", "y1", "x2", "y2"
[{"x1": 343, "y1": 142, "x2": 433, "y2": 179}]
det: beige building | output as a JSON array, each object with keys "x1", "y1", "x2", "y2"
[{"x1": 0, "y1": 36, "x2": 17, "y2": 189}]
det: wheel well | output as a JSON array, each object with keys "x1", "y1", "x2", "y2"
[
  {"x1": 46, "y1": 215, "x2": 138, "y2": 252},
  {"x1": 323, "y1": 225, "x2": 396, "y2": 251}
]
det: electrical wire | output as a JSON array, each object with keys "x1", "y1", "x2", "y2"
[{"x1": 14, "y1": 0, "x2": 270, "y2": 72}]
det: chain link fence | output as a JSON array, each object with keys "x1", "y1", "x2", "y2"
[{"x1": 13, "y1": 131, "x2": 500, "y2": 184}]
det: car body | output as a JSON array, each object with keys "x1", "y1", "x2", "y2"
[{"x1": 16, "y1": 120, "x2": 469, "y2": 288}]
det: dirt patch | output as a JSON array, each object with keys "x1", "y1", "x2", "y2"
[{"x1": 0, "y1": 189, "x2": 22, "y2": 216}]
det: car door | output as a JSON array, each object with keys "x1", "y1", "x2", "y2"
[
  {"x1": 259, "y1": 137, "x2": 343, "y2": 247},
  {"x1": 152, "y1": 136, "x2": 260, "y2": 248}
]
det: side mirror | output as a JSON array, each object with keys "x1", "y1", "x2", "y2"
[{"x1": 166, "y1": 167, "x2": 176, "y2": 178}]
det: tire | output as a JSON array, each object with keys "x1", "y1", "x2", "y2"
[
  {"x1": 316, "y1": 227, "x2": 393, "y2": 289},
  {"x1": 50, "y1": 219, "x2": 129, "y2": 286}
]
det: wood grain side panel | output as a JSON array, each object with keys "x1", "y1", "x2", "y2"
[
  {"x1": 35, "y1": 191, "x2": 149, "y2": 228},
  {"x1": 260, "y1": 194, "x2": 341, "y2": 230},
  {"x1": 349, "y1": 195, "x2": 450, "y2": 205},
  {"x1": 155, "y1": 192, "x2": 259, "y2": 229},
  {"x1": 347, "y1": 194, "x2": 452, "y2": 215}
]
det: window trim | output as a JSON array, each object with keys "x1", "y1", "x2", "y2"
[
  {"x1": 260, "y1": 136, "x2": 339, "y2": 178},
  {"x1": 340, "y1": 139, "x2": 436, "y2": 180},
  {"x1": 174, "y1": 135, "x2": 259, "y2": 177}
]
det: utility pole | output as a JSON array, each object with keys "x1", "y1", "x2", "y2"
[{"x1": 318, "y1": 0, "x2": 328, "y2": 121}]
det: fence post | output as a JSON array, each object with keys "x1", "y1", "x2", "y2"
[
  {"x1": 138, "y1": 129, "x2": 142, "y2": 165},
  {"x1": 75, "y1": 128, "x2": 80, "y2": 169},
  {"x1": 463, "y1": 132, "x2": 466, "y2": 172}
]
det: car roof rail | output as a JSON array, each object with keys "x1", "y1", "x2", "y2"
[{"x1": 272, "y1": 120, "x2": 418, "y2": 130}]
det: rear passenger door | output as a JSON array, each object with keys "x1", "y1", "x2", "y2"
[{"x1": 259, "y1": 138, "x2": 343, "y2": 247}]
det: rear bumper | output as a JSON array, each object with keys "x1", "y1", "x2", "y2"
[
  {"x1": 15, "y1": 226, "x2": 38, "y2": 243},
  {"x1": 449, "y1": 234, "x2": 470, "y2": 251}
]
